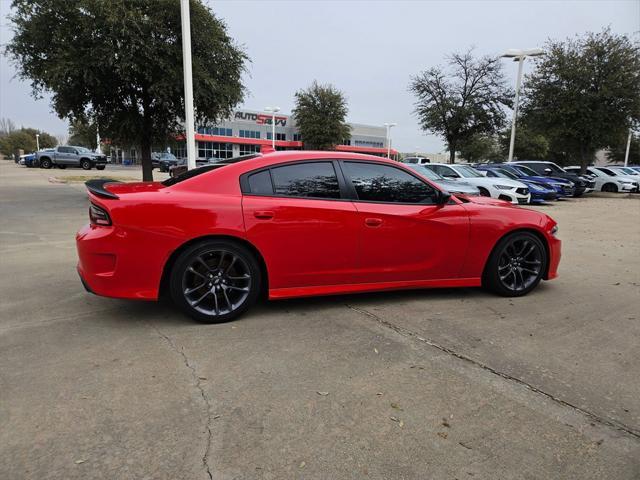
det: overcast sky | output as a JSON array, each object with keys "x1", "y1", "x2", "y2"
[{"x1": 1, "y1": 0, "x2": 638, "y2": 152}]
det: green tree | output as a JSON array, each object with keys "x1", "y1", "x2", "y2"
[
  {"x1": 6, "y1": 0, "x2": 248, "y2": 180},
  {"x1": 522, "y1": 29, "x2": 640, "y2": 173},
  {"x1": 606, "y1": 132, "x2": 640, "y2": 165},
  {"x1": 457, "y1": 134, "x2": 500, "y2": 162},
  {"x1": 68, "y1": 118, "x2": 98, "y2": 150},
  {"x1": 497, "y1": 126, "x2": 549, "y2": 160},
  {"x1": 410, "y1": 49, "x2": 512, "y2": 163},
  {"x1": 0, "y1": 128, "x2": 57, "y2": 157},
  {"x1": 292, "y1": 81, "x2": 351, "y2": 150}
]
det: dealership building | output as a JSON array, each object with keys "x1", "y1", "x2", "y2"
[{"x1": 110, "y1": 109, "x2": 397, "y2": 163}]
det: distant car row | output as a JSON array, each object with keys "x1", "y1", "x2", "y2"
[{"x1": 397, "y1": 160, "x2": 639, "y2": 205}]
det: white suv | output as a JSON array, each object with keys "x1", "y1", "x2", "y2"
[{"x1": 424, "y1": 163, "x2": 531, "y2": 204}]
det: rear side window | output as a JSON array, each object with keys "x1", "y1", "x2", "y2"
[
  {"x1": 342, "y1": 162, "x2": 437, "y2": 204},
  {"x1": 248, "y1": 170, "x2": 273, "y2": 195},
  {"x1": 270, "y1": 162, "x2": 341, "y2": 199}
]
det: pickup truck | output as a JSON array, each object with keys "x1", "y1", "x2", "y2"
[{"x1": 36, "y1": 146, "x2": 108, "y2": 170}]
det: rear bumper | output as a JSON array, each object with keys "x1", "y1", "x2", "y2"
[{"x1": 76, "y1": 223, "x2": 165, "y2": 300}]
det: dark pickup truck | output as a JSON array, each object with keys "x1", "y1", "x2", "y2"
[{"x1": 36, "y1": 146, "x2": 108, "y2": 170}]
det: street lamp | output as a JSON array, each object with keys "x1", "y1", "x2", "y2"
[
  {"x1": 180, "y1": 0, "x2": 196, "y2": 170},
  {"x1": 501, "y1": 48, "x2": 545, "y2": 162},
  {"x1": 384, "y1": 122, "x2": 397, "y2": 159},
  {"x1": 35, "y1": 134, "x2": 40, "y2": 151},
  {"x1": 264, "y1": 106, "x2": 280, "y2": 149}
]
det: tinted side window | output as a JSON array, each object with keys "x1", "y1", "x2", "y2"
[
  {"x1": 248, "y1": 170, "x2": 273, "y2": 195},
  {"x1": 59, "y1": 146, "x2": 74, "y2": 154},
  {"x1": 270, "y1": 162, "x2": 340, "y2": 199},
  {"x1": 342, "y1": 162, "x2": 437, "y2": 204},
  {"x1": 525, "y1": 163, "x2": 545, "y2": 174}
]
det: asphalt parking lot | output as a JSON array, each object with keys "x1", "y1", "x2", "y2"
[{"x1": 1, "y1": 160, "x2": 639, "y2": 479}]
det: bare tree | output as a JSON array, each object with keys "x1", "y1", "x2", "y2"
[
  {"x1": 0, "y1": 118, "x2": 16, "y2": 137},
  {"x1": 410, "y1": 49, "x2": 512, "y2": 163}
]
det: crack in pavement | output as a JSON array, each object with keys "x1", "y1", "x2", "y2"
[
  {"x1": 150, "y1": 324, "x2": 214, "y2": 480},
  {"x1": 345, "y1": 303, "x2": 640, "y2": 440}
]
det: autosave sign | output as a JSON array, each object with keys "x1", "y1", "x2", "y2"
[{"x1": 234, "y1": 111, "x2": 287, "y2": 127}]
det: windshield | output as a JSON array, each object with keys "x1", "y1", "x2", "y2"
[
  {"x1": 411, "y1": 165, "x2": 444, "y2": 181},
  {"x1": 160, "y1": 153, "x2": 177, "y2": 160},
  {"x1": 616, "y1": 167, "x2": 637, "y2": 175},
  {"x1": 454, "y1": 165, "x2": 483, "y2": 178},
  {"x1": 512, "y1": 165, "x2": 537, "y2": 176},
  {"x1": 492, "y1": 169, "x2": 519, "y2": 180},
  {"x1": 76, "y1": 147, "x2": 92, "y2": 153}
]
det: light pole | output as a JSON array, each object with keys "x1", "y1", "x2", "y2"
[
  {"x1": 180, "y1": 0, "x2": 196, "y2": 170},
  {"x1": 624, "y1": 129, "x2": 633, "y2": 167},
  {"x1": 265, "y1": 106, "x2": 280, "y2": 149},
  {"x1": 501, "y1": 48, "x2": 544, "y2": 162},
  {"x1": 384, "y1": 122, "x2": 396, "y2": 159},
  {"x1": 35, "y1": 134, "x2": 40, "y2": 151}
]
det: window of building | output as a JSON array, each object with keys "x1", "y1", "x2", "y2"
[
  {"x1": 198, "y1": 142, "x2": 233, "y2": 160},
  {"x1": 239, "y1": 130, "x2": 260, "y2": 139},
  {"x1": 293, "y1": 133, "x2": 302, "y2": 142},
  {"x1": 239, "y1": 144, "x2": 261, "y2": 156},
  {"x1": 270, "y1": 162, "x2": 341, "y2": 199},
  {"x1": 197, "y1": 127, "x2": 232, "y2": 136},
  {"x1": 354, "y1": 140, "x2": 384, "y2": 148},
  {"x1": 266, "y1": 132, "x2": 287, "y2": 141},
  {"x1": 342, "y1": 162, "x2": 436, "y2": 204},
  {"x1": 342, "y1": 139, "x2": 351, "y2": 146}
]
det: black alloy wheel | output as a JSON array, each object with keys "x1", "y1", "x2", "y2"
[
  {"x1": 81, "y1": 159, "x2": 92, "y2": 170},
  {"x1": 170, "y1": 240, "x2": 261, "y2": 323},
  {"x1": 484, "y1": 232, "x2": 547, "y2": 297},
  {"x1": 40, "y1": 158, "x2": 52, "y2": 169}
]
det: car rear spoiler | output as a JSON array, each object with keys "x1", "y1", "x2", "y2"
[{"x1": 85, "y1": 179, "x2": 121, "y2": 200}]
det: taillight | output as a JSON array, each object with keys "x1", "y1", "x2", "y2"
[{"x1": 89, "y1": 203, "x2": 112, "y2": 226}]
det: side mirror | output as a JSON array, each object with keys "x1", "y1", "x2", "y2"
[
  {"x1": 543, "y1": 168, "x2": 552, "y2": 175},
  {"x1": 437, "y1": 190, "x2": 452, "y2": 205}
]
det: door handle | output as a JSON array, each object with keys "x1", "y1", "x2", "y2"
[
  {"x1": 254, "y1": 210, "x2": 274, "y2": 220},
  {"x1": 364, "y1": 217, "x2": 383, "y2": 227}
]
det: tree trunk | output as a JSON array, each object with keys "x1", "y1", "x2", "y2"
[
  {"x1": 579, "y1": 145, "x2": 592, "y2": 175},
  {"x1": 448, "y1": 143, "x2": 456, "y2": 164}
]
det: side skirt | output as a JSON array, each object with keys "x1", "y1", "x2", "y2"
[{"x1": 269, "y1": 278, "x2": 482, "y2": 300}]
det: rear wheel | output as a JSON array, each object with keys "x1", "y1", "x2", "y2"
[
  {"x1": 96, "y1": 165, "x2": 105, "y2": 170},
  {"x1": 40, "y1": 158, "x2": 52, "y2": 169},
  {"x1": 81, "y1": 159, "x2": 92, "y2": 170},
  {"x1": 483, "y1": 232, "x2": 547, "y2": 297},
  {"x1": 170, "y1": 240, "x2": 262, "y2": 323}
]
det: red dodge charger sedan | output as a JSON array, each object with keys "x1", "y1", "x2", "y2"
[{"x1": 76, "y1": 151, "x2": 561, "y2": 323}]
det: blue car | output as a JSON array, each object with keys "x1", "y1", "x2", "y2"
[
  {"x1": 476, "y1": 166, "x2": 557, "y2": 203},
  {"x1": 480, "y1": 163, "x2": 575, "y2": 199}
]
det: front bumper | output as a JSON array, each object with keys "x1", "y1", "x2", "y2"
[
  {"x1": 530, "y1": 191, "x2": 557, "y2": 203},
  {"x1": 546, "y1": 234, "x2": 561, "y2": 280}
]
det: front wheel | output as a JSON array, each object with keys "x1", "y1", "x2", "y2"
[
  {"x1": 478, "y1": 187, "x2": 491, "y2": 197},
  {"x1": 170, "y1": 240, "x2": 262, "y2": 323},
  {"x1": 602, "y1": 183, "x2": 618, "y2": 193},
  {"x1": 40, "y1": 158, "x2": 52, "y2": 169},
  {"x1": 483, "y1": 232, "x2": 547, "y2": 297},
  {"x1": 81, "y1": 159, "x2": 92, "y2": 170}
]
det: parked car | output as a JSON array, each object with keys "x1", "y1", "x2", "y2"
[
  {"x1": 509, "y1": 161, "x2": 593, "y2": 196},
  {"x1": 77, "y1": 151, "x2": 561, "y2": 323},
  {"x1": 402, "y1": 156, "x2": 431, "y2": 165},
  {"x1": 564, "y1": 166, "x2": 639, "y2": 193},
  {"x1": 18, "y1": 153, "x2": 36, "y2": 167},
  {"x1": 475, "y1": 166, "x2": 556, "y2": 203},
  {"x1": 405, "y1": 164, "x2": 480, "y2": 196},
  {"x1": 152, "y1": 152, "x2": 180, "y2": 172},
  {"x1": 168, "y1": 158, "x2": 212, "y2": 177},
  {"x1": 36, "y1": 146, "x2": 107, "y2": 170},
  {"x1": 608, "y1": 166, "x2": 640, "y2": 178},
  {"x1": 479, "y1": 163, "x2": 575, "y2": 198},
  {"x1": 423, "y1": 163, "x2": 531, "y2": 204}
]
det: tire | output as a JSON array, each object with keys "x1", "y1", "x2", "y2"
[
  {"x1": 483, "y1": 231, "x2": 548, "y2": 297},
  {"x1": 40, "y1": 158, "x2": 52, "y2": 169},
  {"x1": 81, "y1": 159, "x2": 92, "y2": 170},
  {"x1": 602, "y1": 183, "x2": 618, "y2": 193},
  {"x1": 96, "y1": 165, "x2": 105, "y2": 171},
  {"x1": 170, "y1": 240, "x2": 262, "y2": 323},
  {"x1": 478, "y1": 187, "x2": 491, "y2": 197}
]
